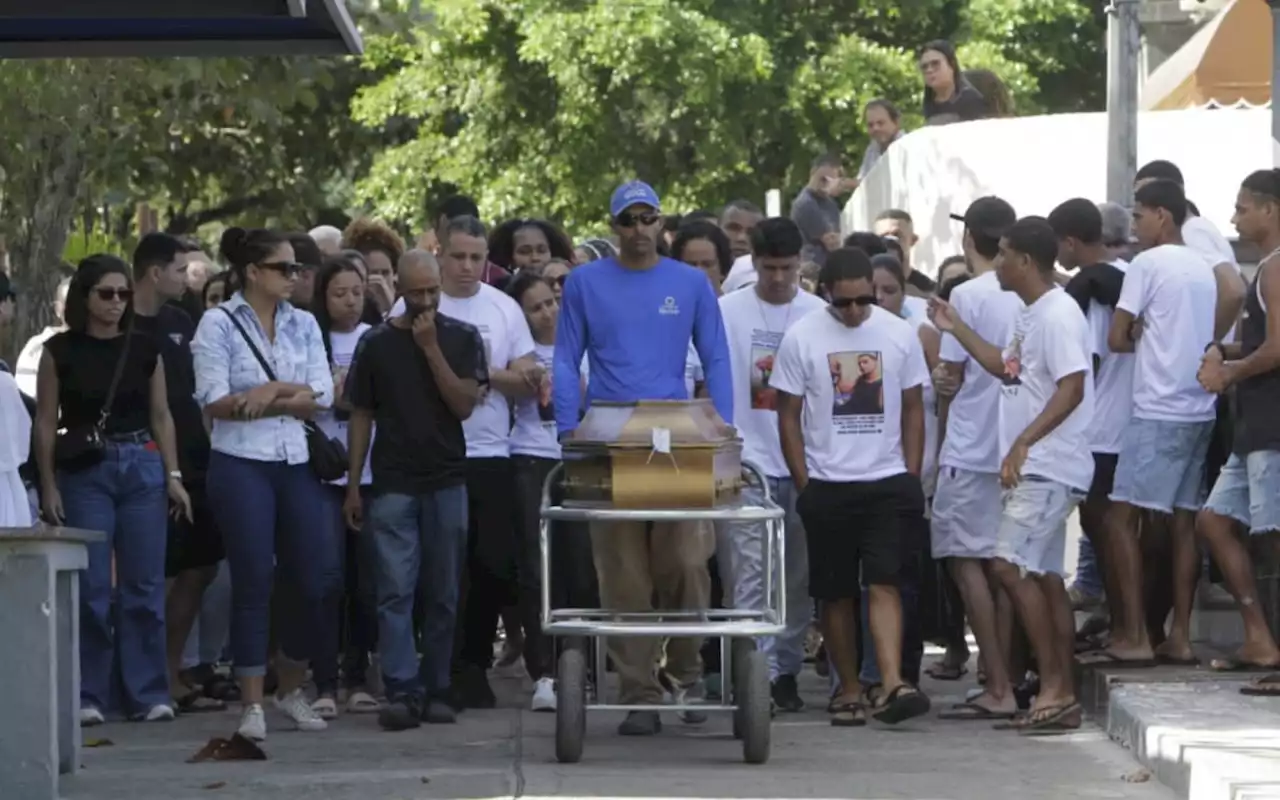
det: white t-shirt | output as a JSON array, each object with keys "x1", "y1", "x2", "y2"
[
  {"x1": 685, "y1": 342, "x2": 704, "y2": 397},
  {"x1": 719, "y1": 287, "x2": 827, "y2": 478},
  {"x1": 1116, "y1": 244, "x2": 1218, "y2": 423},
  {"x1": 1182, "y1": 215, "x2": 1240, "y2": 341},
  {"x1": 771, "y1": 305, "x2": 929, "y2": 482},
  {"x1": 938, "y1": 271, "x2": 1025, "y2": 473},
  {"x1": 510, "y1": 342, "x2": 560, "y2": 460},
  {"x1": 997, "y1": 288, "x2": 1095, "y2": 492},
  {"x1": 902, "y1": 295, "x2": 929, "y2": 323},
  {"x1": 437, "y1": 283, "x2": 537, "y2": 457},
  {"x1": 721, "y1": 254, "x2": 757, "y2": 294},
  {"x1": 1087, "y1": 261, "x2": 1134, "y2": 454},
  {"x1": 906, "y1": 314, "x2": 940, "y2": 495},
  {"x1": 317, "y1": 323, "x2": 374, "y2": 486}
]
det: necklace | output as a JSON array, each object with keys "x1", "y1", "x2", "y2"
[{"x1": 755, "y1": 288, "x2": 796, "y2": 335}]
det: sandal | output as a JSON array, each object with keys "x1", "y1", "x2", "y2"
[
  {"x1": 829, "y1": 698, "x2": 866, "y2": 727},
  {"x1": 938, "y1": 701, "x2": 1016, "y2": 721},
  {"x1": 174, "y1": 687, "x2": 226, "y2": 714},
  {"x1": 871, "y1": 684, "x2": 931, "y2": 725},
  {"x1": 1018, "y1": 703, "x2": 1083, "y2": 736},
  {"x1": 346, "y1": 690, "x2": 381, "y2": 713},
  {"x1": 203, "y1": 674, "x2": 240, "y2": 703},
  {"x1": 992, "y1": 711, "x2": 1031, "y2": 730},
  {"x1": 1240, "y1": 672, "x2": 1280, "y2": 697},
  {"x1": 1209, "y1": 655, "x2": 1280, "y2": 673},
  {"x1": 924, "y1": 662, "x2": 968, "y2": 681},
  {"x1": 311, "y1": 696, "x2": 338, "y2": 720}
]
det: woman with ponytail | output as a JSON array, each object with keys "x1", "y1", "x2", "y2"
[{"x1": 191, "y1": 227, "x2": 338, "y2": 741}]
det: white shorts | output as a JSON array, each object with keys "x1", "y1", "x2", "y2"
[
  {"x1": 993, "y1": 478, "x2": 1081, "y2": 577},
  {"x1": 930, "y1": 466, "x2": 1002, "y2": 560}
]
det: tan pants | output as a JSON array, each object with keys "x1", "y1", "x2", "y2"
[{"x1": 589, "y1": 520, "x2": 714, "y2": 704}]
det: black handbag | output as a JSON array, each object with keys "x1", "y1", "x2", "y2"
[
  {"x1": 218, "y1": 308, "x2": 348, "y2": 482},
  {"x1": 54, "y1": 332, "x2": 132, "y2": 470}
]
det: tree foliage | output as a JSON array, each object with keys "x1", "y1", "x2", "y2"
[{"x1": 355, "y1": 0, "x2": 1105, "y2": 233}]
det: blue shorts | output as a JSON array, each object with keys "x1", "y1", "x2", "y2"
[
  {"x1": 1110, "y1": 417, "x2": 1213, "y2": 514},
  {"x1": 1203, "y1": 451, "x2": 1280, "y2": 535},
  {"x1": 993, "y1": 478, "x2": 1081, "y2": 577}
]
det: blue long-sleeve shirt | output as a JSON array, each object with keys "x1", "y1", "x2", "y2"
[{"x1": 553, "y1": 256, "x2": 733, "y2": 434}]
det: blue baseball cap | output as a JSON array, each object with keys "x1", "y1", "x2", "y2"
[{"x1": 609, "y1": 180, "x2": 661, "y2": 218}]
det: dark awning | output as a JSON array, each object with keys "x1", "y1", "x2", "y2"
[{"x1": 0, "y1": 0, "x2": 362, "y2": 58}]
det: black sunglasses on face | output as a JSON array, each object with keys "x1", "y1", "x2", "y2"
[
  {"x1": 258, "y1": 261, "x2": 303, "y2": 278},
  {"x1": 614, "y1": 211, "x2": 661, "y2": 228},
  {"x1": 94, "y1": 288, "x2": 134, "y2": 302},
  {"x1": 830, "y1": 295, "x2": 877, "y2": 309}
]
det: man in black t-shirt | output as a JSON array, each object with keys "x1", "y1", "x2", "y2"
[
  {"x1": 132, "y1": 233, "x2": 224, "y2": 711},
  {"x1": 344, "y1": 253, "x2": 487, "y2": 731}
]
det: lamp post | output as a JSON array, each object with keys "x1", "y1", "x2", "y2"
[{"x1": 1105, "y1": 0, "x2": 1142, "y2": 206}]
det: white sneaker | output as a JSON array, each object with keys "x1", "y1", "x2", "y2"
[
  {"x1": 80, "y1": 707, "x2": 105, "y2": 727},
  {"x1": 238, "y1": 704, "x2": 267, "y2": 741},
  {"x1": 274, "y1": 688, "x2": 328, "y2": 732},
  {"x1": 531, "y1": 677, "x2": 557, "y2": 712},
  {"x1": 143, "y1": 704, "x2": 175, "y2": 722}
]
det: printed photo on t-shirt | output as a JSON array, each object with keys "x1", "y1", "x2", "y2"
[
  {"x1": 750, "y1": 329, "x2": 784, "y2": 410},
  {"x1": 829, "y1": 350, "x2": 885, "y2": 425},
  {"x1": 1002, "y1": 332, "x2": 1024, "y2": 386}
]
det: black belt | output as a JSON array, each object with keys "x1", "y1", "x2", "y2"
[{"x1": 105, "y1": 429, "x2": 152, "y2": 445}]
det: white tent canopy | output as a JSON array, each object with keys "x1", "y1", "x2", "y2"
[{"x1": 844, "y1": 108, "x2": 1272, "y2": 276}]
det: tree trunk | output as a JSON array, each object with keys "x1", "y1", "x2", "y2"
[{"x1": 5, "y1": 132, "x2": 84, "y2": 365}]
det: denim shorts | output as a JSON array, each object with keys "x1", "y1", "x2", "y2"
[
  {"x1": 1203, "y1": 451, "x2": 1280, "y2": 535},
  {"x1": 931, "y1": 467, "x2": 1002, "y2": 560},
  {"x1": 993, "y1": 477, "x2": 1081, "y2": 577},
  {"x1": 1110, "y1": 417, "x2": 1213, "y2": 514}
]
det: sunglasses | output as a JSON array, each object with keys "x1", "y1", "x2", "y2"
[
  {"x1": 830, "y1": 295, "x2": 878, "y2": 309},
  {"x1": 552, "y1": 274, "x2": 568, "y2": 287},
  {"x1": 614, "y1": 211, "x2": 661, "y2": 228},
  {"x1": 258, "y1": 260, "x2": 303, "y2": 277},
  {"x1": 94, "y1": 288, "x2": 134, "y2": 302}
]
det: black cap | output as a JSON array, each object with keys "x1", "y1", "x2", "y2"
[{"x1": 950, "y1": 196, "x2": 1017, "y2": 239}]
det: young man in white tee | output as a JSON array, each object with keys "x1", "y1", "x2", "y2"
[
  {"x1": 716, "y1": 217, "x2": 826, "y2": 712},
  {"x1": 773, "y1": 247, "x2": 931, "y2": 727},
  {"x1": 1098, "y1": 180, "x2": 1219, "y2": 667},
  {"x1": 930, "y1": 196, "x2": 1024, "y2": 719}
]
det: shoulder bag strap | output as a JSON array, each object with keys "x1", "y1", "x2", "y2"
[
  {"x1": 98, "y1": 330, "x2": 134, "y2": 428},
  {"x1": 218, "y1": 306, "x2": 278, "y2": 383}
]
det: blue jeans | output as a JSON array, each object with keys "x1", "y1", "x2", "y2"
[
  {"x1": 206, "y1": 452, "x2": 337, "y2": 677},
  {"x1": 368, "y1": 485, "x2": 468, "y2": 700},
  {"x1": 1072, "y1": 537, "x2": 1104, "y2": 596},
  {"x1": 59, "y1": 441, "x2": 169, "y2": 715}
]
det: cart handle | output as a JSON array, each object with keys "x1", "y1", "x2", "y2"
[{"x1": 539, "y1": 459, "x2": 774, "y2": 511}]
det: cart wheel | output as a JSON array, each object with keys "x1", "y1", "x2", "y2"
[
  {"x1": 739, "y1": 649, "x2": 771, "y2": 764},
  {"x1": 730, "y1": 637, "x2": 755, "y2": 740},
  {"x1": 556, "y1": 648, "x2": 587, "y2": 764}
]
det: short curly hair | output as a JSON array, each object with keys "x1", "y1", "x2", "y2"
[{"x1": 342, "y1": 218, "x2": 405, "y2": 264}]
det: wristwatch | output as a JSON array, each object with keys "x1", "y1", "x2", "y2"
[{"x1": 168, "y1": 470, "x2": 183, "y2": 482}]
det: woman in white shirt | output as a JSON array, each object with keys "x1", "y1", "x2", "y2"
[{"x1": 311, "y1": 257, "x2": 379, "y2": 717}]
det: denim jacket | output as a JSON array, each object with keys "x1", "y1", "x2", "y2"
[{"x1": 191, "y1": 293, "x2": 333, "y2": 465}]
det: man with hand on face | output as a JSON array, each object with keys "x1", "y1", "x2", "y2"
[
  {"x1": 553, "y1": 180, "x2": 732, "y2": 737},
  {"x1": 345, "y1": 251, "x2": 488, "y2": 731},
  {"x1": 791, "y1": 153, "x2": 852, "y2": 268}
]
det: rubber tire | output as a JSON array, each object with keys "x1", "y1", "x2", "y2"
[
  {"x1": 556, "y1": 648, "x2": 587, "y2": 764},
  {"x1": 740, "y1": 649, "x2": 772, "y2": 764},
  {"x1": 730, "y1": 637, "x2": 755, "y2": 740}
]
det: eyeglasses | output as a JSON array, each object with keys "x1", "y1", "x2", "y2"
[
  {"x1": 615, "y1": 211, "x2": 661, "y2": 228},
  {"x1": 920, "y1": 58, "x2": 945, "y2": 72},
  {"x1": 258, "y1": 261, "x2": 303, "y2": 277},
  {"x1": 94, "y1": 288, "x2": 134, "y2": 302},
  {"x1": 830, "y1": 295, "x2": 877, "y2": 309}
]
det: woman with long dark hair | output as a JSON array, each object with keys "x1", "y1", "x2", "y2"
[
  {"x1": 918, "y1": 40, "x2": 986, "y2": 125},
  {"x1": 489, "y1": 219, "x2": 575, "y2": 275},
  {"x1": 191, "y1": 227, "x2": 337, "y2": 741},
  {"x1": 670, "y1": 221, "x2": 734, "y2": 296},
  {"x1": 35, "y1": 254, "x2": 191, "y2": 725},
  {"x1": 309, "y1": 256, "x2": 380, "y2": 717}
]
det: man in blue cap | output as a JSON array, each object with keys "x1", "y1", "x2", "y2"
[{"x1": 553, "y1": 180, "x2": 732, "y2": 736}]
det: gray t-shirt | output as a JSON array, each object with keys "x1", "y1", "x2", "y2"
[{"x1": 790, "y1": 187, "x2": 842, "y2": 267}]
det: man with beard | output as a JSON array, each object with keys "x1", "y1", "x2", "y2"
[{"x1": 344, "y1": 252, "x2": 488, "y2": 731}]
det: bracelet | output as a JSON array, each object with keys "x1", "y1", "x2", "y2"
[{"x1": 168, "y1": 470, "x2": 183, "y2": 481}]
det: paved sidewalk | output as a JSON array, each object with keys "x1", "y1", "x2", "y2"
[{"x1": 63, "y1": 668, "x2": 1170, "y2": 800}]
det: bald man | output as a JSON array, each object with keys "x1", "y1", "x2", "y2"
[{"x1": 343, "y1": 247, "x2": 489, "y2": 731}]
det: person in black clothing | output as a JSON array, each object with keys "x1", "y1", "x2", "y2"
[
  {"x1": 344, "y1": 252, "x2": 487, "y2": 731},
  {"x1": 288, "y1": 232, "x2": 324, "y2": 312},
  {"x1": 34, "y1": 254, "x2": 191, "y2": 725},
  {"x1": 130, "y1": 232, "x2": 227, "y2": 713},
  {"x1": 918, "y1": 40, "x2": 986, "y2": 126}
]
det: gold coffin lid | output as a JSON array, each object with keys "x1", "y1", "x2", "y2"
[{"x1": 561, "y1": 399, "x2": 737, "y2": 450}]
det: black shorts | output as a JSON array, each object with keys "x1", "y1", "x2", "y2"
[
  {"x1": 1087, "y1": 453, "x2": 1118, "y2": 506},
  {"x1": 165, "y1": 484, "x2": 224, "y2": 578},
  {"x1": 797, "y1": 472, "x2": 926, "y2": 599}
]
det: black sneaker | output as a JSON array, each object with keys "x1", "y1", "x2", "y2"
[
  {"x1": 423, "y1": 695, "x2": 457, "y2": 724},
  {"x1": 379, "y1": 696, "x2": 423, "y2": 731},
  {"x1": 617, "y1": 710, "x2": 662, "y2": 736},
  {"x1": 456, "y1": 665, "x2": 496, "y2": 709},
  {"x1": 772, "y1": 674, "x2": 806, "y2": 713}
]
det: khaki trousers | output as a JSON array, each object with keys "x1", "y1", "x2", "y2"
[{"x1": 589, "y1": 520, "x2": 714, "y2": 704}]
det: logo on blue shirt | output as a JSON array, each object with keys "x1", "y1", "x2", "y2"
[{"x1": 659, "y1": 296, "x2": 680, "y2": 316}]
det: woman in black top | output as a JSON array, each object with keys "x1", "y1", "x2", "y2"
[
  {"x1": 918, "y1": 40, "x2": 987, "y2": 126},
  {"x1": 34, "y1": 254, "x2": 190, "y2": 726}
]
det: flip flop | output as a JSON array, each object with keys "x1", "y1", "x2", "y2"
[
  {"x1": 1076, "y1": 651, "x2": 1157, "y2": 669},
  {"x1": 1209, "y1": 656, "x2": 1280, "y2": 673},
  {"x1": 1239, "y1": 673, "x2": 1280, "y2": 697},
  {"x1": 871, "y1": 684, "x2": 931, "y2": 725},
  {"x1": 993, "y1": 711, "x2": 1031, "y2": 731},
  {"x1": 174, "y1": 688, "x2": 225, "y2": 713},
  {"x1": 1154, "y1": 654, "x2": 1201, "y2": 667},
  {"x1": 924, "y1": 662, "x2": 969, "y2": 681},
  {"x1": 829, "y1": 699, "x2": 866, "y2": 728},
  {"x1": 938, "y1": 701, "x2": 1016, "y2": 721},
  {"x1": 1019, "y1": 703, "x2": 1083, "y2": 737}
]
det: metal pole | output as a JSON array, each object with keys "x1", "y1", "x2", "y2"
[
  {"x1": 1271, "y1": 1, "x2": 1280, "y2": 166},
  {"x1": 1105, "y1": 0, "x2": 1141, "y2": 206}
]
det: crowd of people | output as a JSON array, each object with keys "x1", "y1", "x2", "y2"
[{"x1": 1, "y1": 106, "x2": 1279, "y2": 746}]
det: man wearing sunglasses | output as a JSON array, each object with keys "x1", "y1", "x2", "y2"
[{"x1": 552, "y1": 180, "x2": 732, "y2": 737}]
